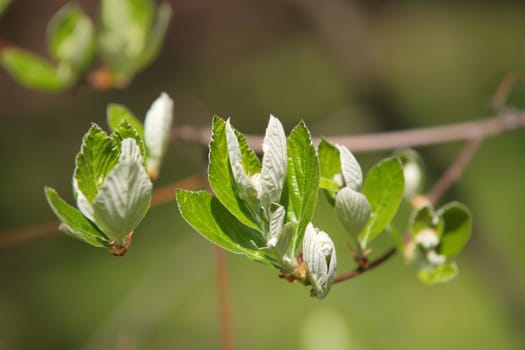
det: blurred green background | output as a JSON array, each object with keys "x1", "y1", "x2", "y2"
[{"x1": 1, "y1": 0, "x2": 525, "y2": 349}]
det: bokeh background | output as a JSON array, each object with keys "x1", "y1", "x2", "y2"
[{"x1": 1, "y1": 0, "x2": 525, "y2": 349}]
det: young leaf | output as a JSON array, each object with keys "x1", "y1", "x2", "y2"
[
  {"x1": 144, "y1": 92, "x2": 174, "y2": 178},
  {"x1": 208, "y1": 117, "x2": 259, "y2": 230},
  {"x1": 359, "y1": 158, "x2": 404, "y2": 248},
  {"x1": 107, "y1": 104, "x2": 144, "y2": 136},
  {"x1": 286, "y1": 122, "x2": 319, "y2": 253},
  {"x1": 303, "y1": 223, "x2": 337, "y2": 299},
  {"x1": 47, "y1": 4, "x2": 95, "y2": 71},
  {"x1": 235, "y1": 129, "x2": 261, "y2": 176},
  {"x1": 0, "y1": 48, "x2": 65, "y2": 91},
  {"x1": 92, "y1": 140, "x2": 152, "y2": 243},
  {"x1": 318, "y1": 139, "x2": 342, "y2": 198},
  {"x1": 74, "y1": 124, "x2": 119, "y2": 203},
  {"x1": 418, "y1": 262, "x2": 458, "y2": 285},
  {"x1": 260, "y1": 115, "x2": 287, "y2": 207},
  {"x1": 112, "y1": 119, "x2": 147, "y2": 161},
  {"x1": 45, "y1": 187, "x2": 110, "y2": 247},
  {"x1": 335, "y1": 187, "x2": 371, "y2": 239},
  {"x1": 337, "y1": 144, "x2": 362, "y2": 191},
  {"x1": 437, "y1": 202, "x2": 472, "y2": 258},
  {"x1": 176, "y1": 189, "x2": 271, "y2": 265}
]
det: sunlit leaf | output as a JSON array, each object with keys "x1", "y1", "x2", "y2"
[
  {"x1": 45, "y1": 187, "x2": 110, "y2": 247},
  {"x1": 92, "y1": 139, "x2": 152, "y2": 242},
  {"x1": 208, "y1": 117, "x2": 259, "y2": 230},
  {"x1": 359, "y1": 158, "x2": 404, "y2": 248},
  {"x1": 286, "y1": 122, "x2": 319, "y2": 254},
  {"x1": 176, "y1": 189, "x2": 271, "y2": 265},
  {"x1": 335, "y1": 187, "x2": 371, "y2": 239},
  {"x1": 74, "y1": 124, "x2": 119, "y2": 203},
  {"x1": 260, "y1": 115, "x2": 287, "y2": 207}
]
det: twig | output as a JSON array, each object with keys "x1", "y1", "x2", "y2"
[
  {"x1": 0, "y1": 174, "x2": 206, "y2": 249},
  {"x1": 214, "y1": 247, "x2": 235, "y2": 350},
  {"x1": 427, "y1": 138, "x2": 483, "y2": 206},
  {"x1": 492, "y1": 73, "x2": 518, "y2": 110},
  {"x1": 334, "y1": 248, "x2": 397, "y2": 283},
  {"x1": 172, "y1": 110, "x2": 525, "y2": 153}
]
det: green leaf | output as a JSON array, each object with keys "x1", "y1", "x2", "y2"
[
  {"x1": 335, "y1": 187, "x2": 371, "y2": 239},
  {"x1": 99, "y1": 0, "x2": 154, "y2": 76},
  {"x1": 0, "y1": 48, "x2": 65, "y2": 91},
  {"x1": 134, "y1": 2, "x2": 172, "y2": 73},
  {"x1": 107, "y1": 103, "x2": 144, "y2": 137},
  {"x1": 359, "y1": 158, "x2": 404, "y2": 248},
  {"x1": 418, "y1": 262, "x2": 458, "y2": 285},
  {"x1": 236, "y1": 129, "x2": 261, "y2": 176},
  {"x1": 286, "y1": 122, "x2": 319, "y2": 254},
  {"x1": 437, "y1": 202, "x2": 472, "y2": 258},
  {"x1": 74, "y1": 124, "x2": 119, "y2": 203},
  {"x1": 208, "y1": 117, "x2": 260, "y2": 230},
  {"x1": 318, "y1": 139, "x2": 342, "y2": 203},
  {"x1": 45, "y1": 187, "x2": 110, "y2": 247},
  {"x1": 176, "y1": 190, "x2": 271, "y2": 265},
  {"x1": 112, "y1": 119, "x2": 147, "y2": 162},
  {"x1": 92, "y1": 139, "x2": 152, "y2": 242},
  {"x1": 47, "y1": 4, "x2": 95, "y2": 72}
]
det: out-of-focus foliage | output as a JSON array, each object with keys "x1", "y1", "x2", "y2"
[{"x1": 0, "y1": 0, "x2": 171, "y2": 91}]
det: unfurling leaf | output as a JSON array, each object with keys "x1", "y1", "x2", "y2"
[
  {"x1": 335, "y1": 187, "x2": 371, "y2": 239},
  {"x1": 260, "y1": 115, "x2": 287, "y2": 208},
  {"x1": 303, "y1": 223, "x2": 337, "y2": 299},
  {"x1": 337, "y1": 145, "x2": 362, "y2": 191},
  {"x1": 92, "y1": 139, "x2": 152, "y2": 243},
  {"x1": 144, "y1": 92, "x2": 174, "y2": 179}
]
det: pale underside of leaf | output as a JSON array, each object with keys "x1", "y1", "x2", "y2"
[
  {"x1": 92, "y1": 159, "x2": 152, "y2": 243},
  {"x1": 260, "y1": 115, "x2": 287, "y2": 207},
  {"x1": 336, "y1": 144, "x2": 362, "y2": 191}
]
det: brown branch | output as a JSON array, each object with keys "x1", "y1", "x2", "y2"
[
  {"x1": 427, "y1": 138, "x2": 483, "y2": 206},
  {"x1": 0, "y1": 174, "x2": 206, "y2": 249},
  {"x1": 334, "y1": 248, "x2": 397, "y2": 283},
  {"x1": 172, "y1": 110, "x2": 525, "y2": 153}
]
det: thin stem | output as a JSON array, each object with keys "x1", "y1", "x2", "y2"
[
  {"x1": 214, "y1": 247, "x2": 235, "y2": 350},
  {"x1": 334, "y1": 247, "x2": 397, "y2": 283},
  {"x1": 172, "y1": 110, "x2": 525, "y2": 153},
  {"x1": 0, "y1": 174, "x2": 206, "y2": 249},
  {"x1": 427, "y1": 138, "x2": 482, "y2": 206}
]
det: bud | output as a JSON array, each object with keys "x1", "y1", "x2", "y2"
[
  {"x1": 303, "y1": 223, "x2": 337, "y2": 299},
  {"x1": 335, "y1": 187, "x2": 371, "y2": 238},
  {"x1": 415, "y1": 228, "x2": 439, "y2": 249},
  {"x1": 144, "y1": 92, "x2": 174, "y2": 179}
]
